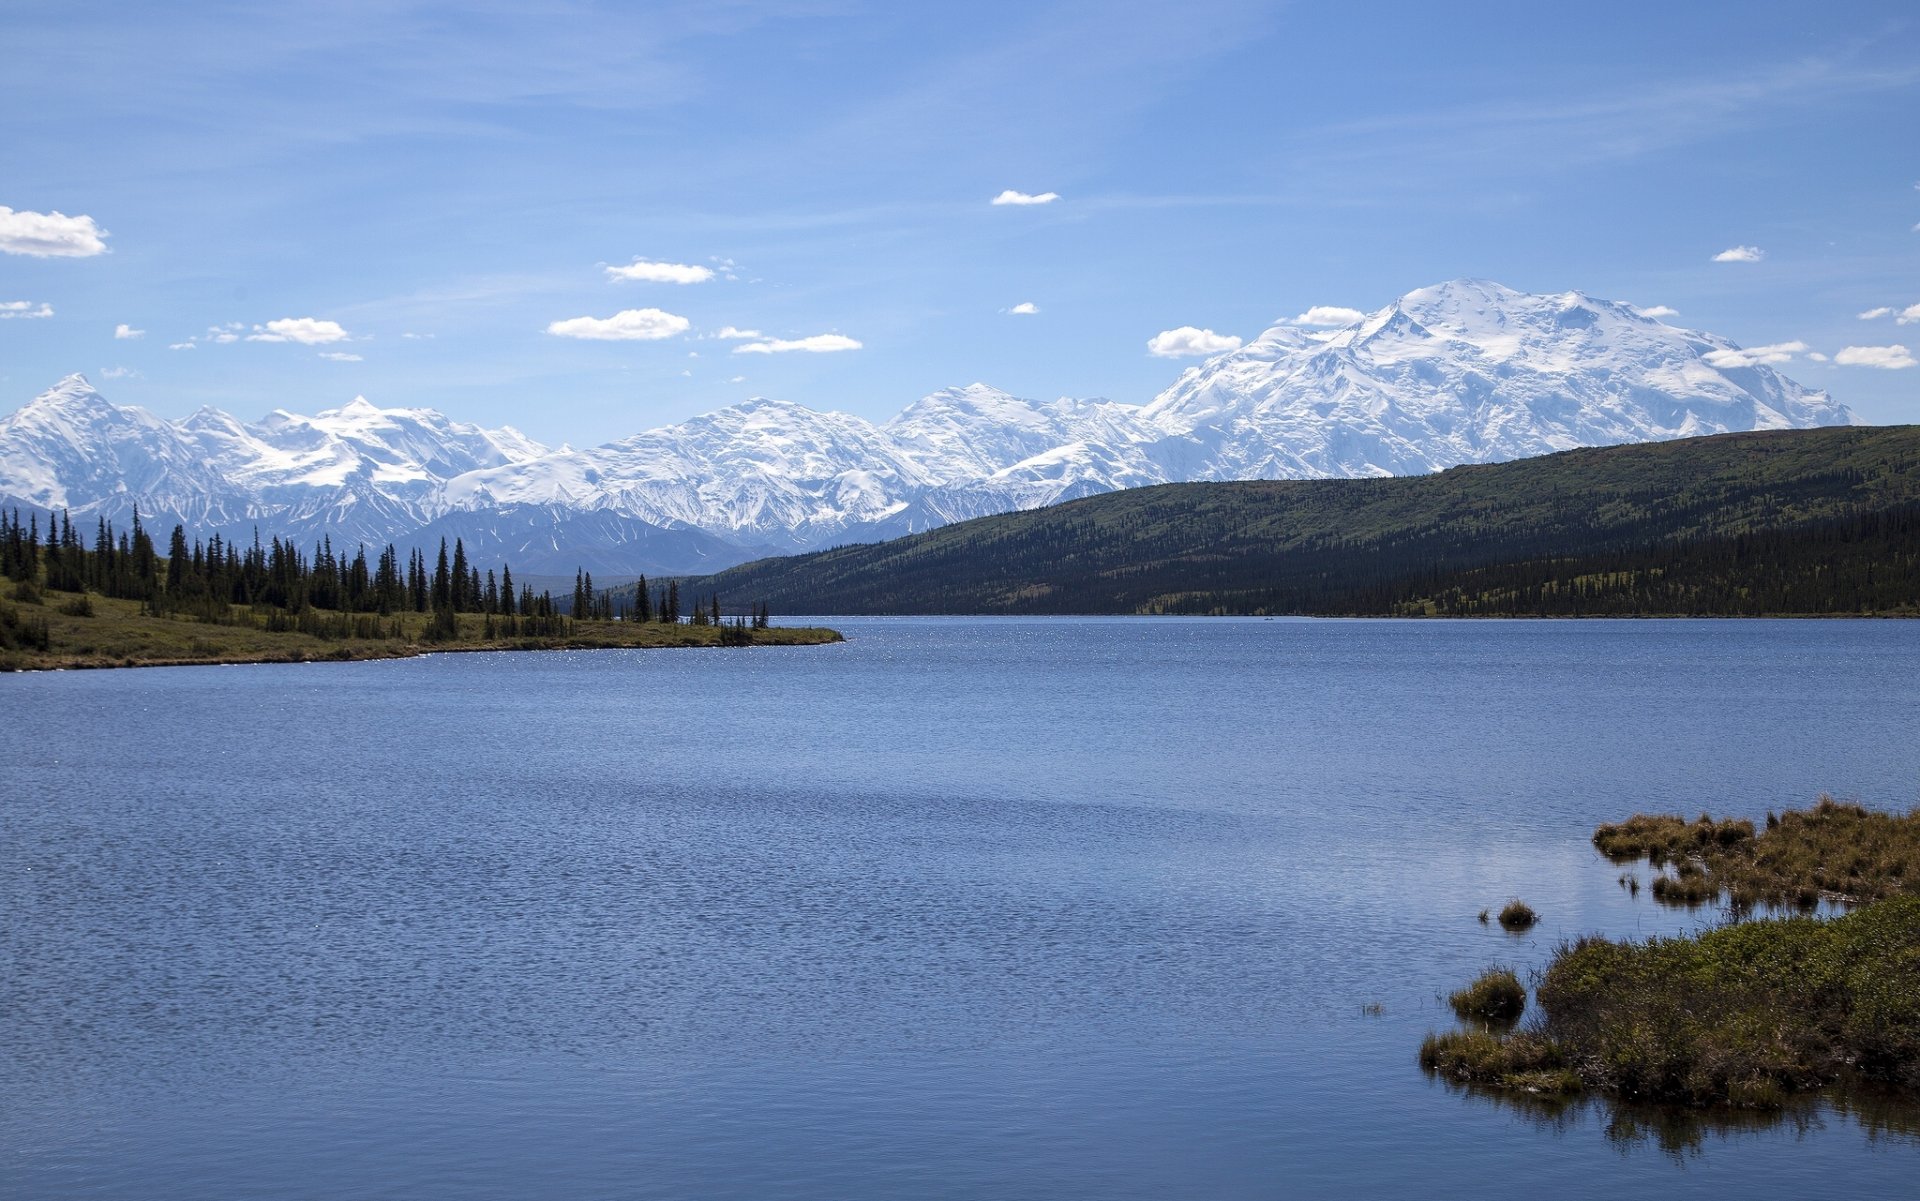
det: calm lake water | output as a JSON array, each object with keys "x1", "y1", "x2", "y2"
[{"x1": 4, "y1": 617, "x2": 1918, "y2": 1198}]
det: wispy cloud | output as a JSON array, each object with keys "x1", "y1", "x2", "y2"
[
  {"x1": 1148, "y1": 326, "x2": 1241, "y2": 357},
  {"x1": 0, "y1": 300, "x2": 54, "y2": 320},
  {"x1": 1007, "y1": 301, "x2": 1039, "y2": 315},
  {"x1": 733, "y1": 333, "x2": 862, "y2": 354},
  {"x1": 319, "y1": 351, "x2": 363, "y2": 362},
  {"x1": 1835, "y1": 344, "x2": 1915, "y2": 369},
  {"x1": 114, "y1": 322, "x2": 144, "y2": 339},
  {"x1": 1712, "y1": 245, "x2": 1764, "y2": 263},
  {"x1": 1703, "y1": 340, "x2": 1806, "y2": 368},
  {"x1": 709, "y1": 326, "x2": 762, "y2": 339},
  {"x1": 546, "y1": 308, "x2": 690, "y2": 341},
  {"x1": 991, "y1": 189, "x2": 1059, "y2": 206},
  {"x1": 247, "y1": 317, "x2": 350, "y2": 344},
  {"x1": 1286, "y1": 305, "x2": 1364, "y2": 326},
  {"x1": 1899, "y1": 304, "x2": 1920, "y2": 325},
  {"x1": 0, "y1": 206, "x2": 109, "y2": 257},
  {"x1": 1636, "y1": 305, "x2": 1679, "y2": 319},
  {"x1": 101, "y1": 365, "x2": 141, "y2": 379},
  {"x1": 1858, "y1": 306, "x2": 1893, "y2": 319},
  {"x1": 605, "y1": 258, "x2": 715, "y2": 284}
]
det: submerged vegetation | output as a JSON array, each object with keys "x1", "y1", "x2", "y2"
[
  {"x1": 0, "y1": 507, "x2": 835, "y2": 670},
  {"x1": 1424, "y1": 801, "x2": 1920, "y2": 1111}
]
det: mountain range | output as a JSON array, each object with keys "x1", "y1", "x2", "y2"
[{"x1": 0, "y1": 280, "x2": 1857, "y2": 575}]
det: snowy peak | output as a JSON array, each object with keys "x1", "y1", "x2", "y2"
[
  {"x1": 1144, "y1": 279, "x2": 1854, "y2": 477},
  {"x1": 0, "y1": 280, "x2": 1862, "y2": 573}
]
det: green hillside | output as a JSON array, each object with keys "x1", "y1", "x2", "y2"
[{"x1": 693, "y1": 426, "x2": 1920, "y2": 616}]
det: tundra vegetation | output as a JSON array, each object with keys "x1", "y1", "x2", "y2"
[{"x1": 1423, "y1": 800, "x2": 1920, "y2": 1110}]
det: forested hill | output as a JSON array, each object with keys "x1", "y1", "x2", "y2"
[{"x1": 690, "y1": 425, "x2": 1920, "y2": 617}]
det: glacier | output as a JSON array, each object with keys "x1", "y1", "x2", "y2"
[{"x1": 0, "y1": 280, "x2": 1857, "y2": 576}]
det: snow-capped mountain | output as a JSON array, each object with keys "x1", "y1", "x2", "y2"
[
  {"x1": 0, "y1": 281, "x2": 1859, "y2": 575},
  {"x1": 1144, "y1": 279, "x2": 1850, "y2": 477}
]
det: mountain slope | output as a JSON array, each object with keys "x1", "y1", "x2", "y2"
[
  {"x1": 0, "y1": 281, "x2": 1863, "y2": 574},
  {"x1": 689, "y1": 425, "x2": 1920, "y2": 616},
  {"x1": 1143, "y1": 280, "x2": 1853, "y2": 478}
]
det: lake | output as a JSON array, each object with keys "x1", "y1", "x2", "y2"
[{"x1": 3, "y1": 617, "x2": 1917, "y2": 1198}]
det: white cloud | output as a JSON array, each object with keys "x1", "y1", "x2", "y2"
[
  {"x1": 1834, "y1": 344, "x2": 1916, "y2": 369},
  {"x1": 1859, "y1": 307, "x2": 1894, "y2": 320},
  {"x1": 1712, "y1": 245, "x2": 1765, "y2": 263},
  {"x1": 991, "y1": 189, "x2": 1060, "y2": 206},
  {"x1": 1898, "y1": 304, "x2": 1920, "y2": 325},
  {"x1": 729, "y1": 375, "x2": 746, "y2": 383},
  {"x1": 1008, "y1": 301, "x2": 1040, "y2": 315},
  {"x1": 1806, "y1": 352, "x2": 1829, "y2": 362},
  {"x1": 114, "y1": 322, "x2": 144, "y2": 339},
  {"x1": 319, "y1": 351, "x2": 363, "y2": 362},
  {"x1": 1287, "y1": 305, "x2": 1365, "y2": 326},
  {"x1": 247, "y1": 317, "x2": 350, "y2": 345},
  {"x1": 1703, "y1": 340, "x2": 1807, "y2": 369},
  {"x1": 1636, "y1": 305, "x2": 1680, "y2": 319},
  {"x1": 733, "y1": 333, "x2": 862, "y2": 354},
  {"x1": 546, "y1": 308, "x2": 691, "y2": 341},
  {"x1": 168, "y1": 341, "x2": 196, "y2": 351},
  {"x1": 0, "y1": 206, "x2": 109, "y2": 257},
  {"x1": 0, "y1": 300, "x2": 53, "y2": 320},
  {"x1": 710, "y1": 326, "x2": 762, "y2": 339},
  {"x1": 1147, "y1": 326, "x2": 1242, "y2": 357},
  {"x1": 605, "y1": 258, "x2": 715, "y2": 284},
  {"x1": 401, "y1": 331, "x2": 432, "y2": 340},
  {"x1": 101, "y1": 366, "x2": 140, "y2": 379}
]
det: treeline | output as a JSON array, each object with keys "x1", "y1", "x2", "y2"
[
  {"x1": 2, "y1": 506, "x2": 776, "y2": 644},
  {"x1": 692, "y1": 425, "x2": 1920, "y2": 617},
  {"x1": 1360, "y1": 504, "x2": 1920, "y2": 617},
  {"x1": 567, "y1": 568, "x2": 771, "y2": 632}
]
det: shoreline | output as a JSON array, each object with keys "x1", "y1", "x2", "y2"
[{"x1": 2, "y1": 628, "x2": 845, "y2": 673}]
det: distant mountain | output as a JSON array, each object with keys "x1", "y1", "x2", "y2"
[
  {"x1": 0, "y1": 281, "x2": 1859, "y2": 574},
  {"x1": 1143, "y1": 279, "x2": 1852, "y2": 478},
  {"x1": 690, "y1": 426, "x2": 1920, "y2": 618}
]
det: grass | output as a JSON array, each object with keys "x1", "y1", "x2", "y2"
[
  {"x1": 1497, "y1": 899, "x2": 1538, "y2": 930},
  {"x1": 1595, "y1": 797, "x2": 1920, "y2": 909},
  {"x1": 0, "y1": 587, "x2": 841, "y2": 672},
  {"x1": 1448, "y1": 968, "x2": 1526, "y2": 1025},
  {"x1": 1424, "y1": 800, "x2": 1920, "y2": 1110}
]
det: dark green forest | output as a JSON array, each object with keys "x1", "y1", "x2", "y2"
[
  {"x1": 690, "y1": 425, "x2": 1920, "y2": 616},
  {"x1": 0, "y1": 508, "x2": 773, "y2": 659}
]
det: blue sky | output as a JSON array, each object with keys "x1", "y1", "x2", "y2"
[{"x1": 2, "y1": 0, "x2": 1916, "y2": 444}]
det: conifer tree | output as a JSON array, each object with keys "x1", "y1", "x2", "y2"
[{"x1": 432, "y1": 539, "x2": 451, "y2": 610}]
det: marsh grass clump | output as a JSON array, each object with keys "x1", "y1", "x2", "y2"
[
  {"x1": 1592, "y1": 812, "x2": 1754, "y2": 864},
  {"x1": 1497, "y1": 899, "x2": 1538, "y2": 930},
  {"x1": 1419, "y1": 1030, "x2": 1582, "y2": 1096},
  {"x1": 1448, "y1": 968, "x2": 1526, "y2": 1025},
  {"x1": 1423, "y1": 894, "x2": 1920, "y2": 1108},
  {"x1": 1598, "y1": 797, "x2": 1920, "y2": 909}
]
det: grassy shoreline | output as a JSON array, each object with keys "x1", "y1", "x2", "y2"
[
  {"x1": 1, "y1": 587, "x2": 841, "y2": 673},
  {"x1": 1422, "y1": 800, "x2": 1920, "y2": 1110}
]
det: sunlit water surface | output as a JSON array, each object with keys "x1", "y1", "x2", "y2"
[{"x1": 4, "y1": 618, "x2": 1917, "y2": 1198}]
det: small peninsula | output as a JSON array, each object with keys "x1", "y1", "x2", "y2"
[
  {"x1": 0, "y1": 512, "x2": 839, "y2": 671},
  {"x1": 1422, "y1": 799, "x2": 1920, "y2": 1110}
]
